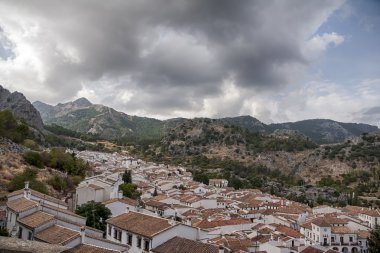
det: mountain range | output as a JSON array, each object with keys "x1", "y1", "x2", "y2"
[{"x1": 32, "y1": 97, "x2": 379, "y2": 144}]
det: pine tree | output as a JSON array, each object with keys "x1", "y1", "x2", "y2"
[{"x1": 122, "y1": 170, "x2": 132, "y2": 184}]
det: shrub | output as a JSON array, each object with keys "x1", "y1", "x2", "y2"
[{"x1": 23, "y1": 151, "x2": 44, "y2": 168}]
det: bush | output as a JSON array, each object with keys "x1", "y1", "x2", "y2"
[
  {"x1": 119, "y1": 183, "x2": 141, "y2": 200},
  {"x1": 0, "y1": 110, "x2": 30, "y2": 143},
  {"x1": 23, "y1": 151, "x2": 44, "y2": 168},
  {"x1": 49, "y1": 175, "x2": 68, "y2": 192},
  {"x1": 23, "y1": 139, "x2": 41, "y2": 151},
  {"x1": 8, "y1": 169, "x2": 47, "y2": 194}
]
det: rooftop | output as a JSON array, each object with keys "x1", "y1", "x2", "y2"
[
  {"x1": 106, "y1": 211, "x2": 172, "y2": 238},
  {"x1": 18, "y1": 211, "x2": 55, "y2": 229},
  {"x1": 69, "y1": 244, "x2": 119, "y2": 253},
  {"x1": 193, "y1": 218, "x2": 251, "y2": 229},
  {"x1": 34, "y1": 225, "x2": 80, "y2": 245},
  {"x1": 0, "y1": 236, "x2": 68, "y2": 253},
  {"x1": 8, "y1": 189, "x2": 67, "y2": 207},
  {"x1": 7, "y1": 197, "x2": 38, "y2": 213},
  {"x1": 152, "y1": 236, "x2": 218, "y2": 253}
]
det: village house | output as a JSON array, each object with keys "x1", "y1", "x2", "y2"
[
  {"x1": 75, "y1": 172, "x2": 123, "y2": 208},
  {"x1": 106, "y1": 210, "x2": 208, "y2": 253},
  {"x1": 5, "y1": 182, "x2": 128, "y2": 252},
  {"x1": 301, "y1": 216, "x2": 367, "y2": 253},
  {"x1": 209, "y1": 179, "x2": 229, "y2": 188}
]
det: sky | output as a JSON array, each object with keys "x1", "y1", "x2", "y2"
[{"x1": 0, "y1": 0, "x2": 379, "y2": 126}]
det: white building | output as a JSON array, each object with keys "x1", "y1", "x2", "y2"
[
  {"x1": 75, "y1": 172, "x2": 123, "y2": 208},
  {"x1": 302, "y1": 216, "x2": 367, "y2": 253},
  {"x1": 106, "y1": 210, "x2": 206, "y2": 253}
]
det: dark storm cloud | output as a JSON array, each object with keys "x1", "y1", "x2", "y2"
[{"x1": 0, "y1": 0, "x2": 344, "y2": 116}]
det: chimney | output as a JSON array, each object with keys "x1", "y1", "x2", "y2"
[
  {"x1": 80, "y1": 226, "x2": 85, "y2": 243},
  {"x1": 118, "y1": 191, "x2": 123, "y2": 199},
  {"x1": 125, "y1": 207, "x2": 130, "y2": 214},
  {"x1": 218, "y1": 245, "x2": 224, "y2": 253},
  {"x1": 24, "y1": 181, "x2": 31, "y2": 200},
  {"x1": 186, "y1": 218, "x2": 192, "y2": 226}
]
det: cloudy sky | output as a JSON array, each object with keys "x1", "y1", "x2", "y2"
[{"x1": 0, "y1": 0, "x2": 379, "y2": 125}]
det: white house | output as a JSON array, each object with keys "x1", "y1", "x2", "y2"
[
  {"x1": 106, "y1": 210, "x2": 206, "y2": 253},
  {"x1": 75, "y1": 172, "x2": 123, "y2": 208}
]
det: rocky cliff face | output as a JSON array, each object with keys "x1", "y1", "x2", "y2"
[
  {"x1": 33, "y1": 97, "x2": 93, "y2": 121},
  {"x1": 0, "y1": 85, "x2": 44, "y2": 131}
]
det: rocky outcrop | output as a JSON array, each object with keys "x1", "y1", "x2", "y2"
[
  {"x1": 0, "y1": 85, "x2": 44, "y2": 131},
  {"x1": 33, "y1": 97, "x2": 93, "y2": 121}
]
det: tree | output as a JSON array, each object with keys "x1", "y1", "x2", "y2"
[
  {"x1": 152, "y1": 187, "x2": 158, "y2": 196},
  {"x1": 0, "y1": 227, "x2": 9, "y2": 236},
  {"x1": 368, "y1": 226, "x2": 380, "y2": 253},
  {"x1": 8, "y1": 169, "x2": 47, "y2": 194},
  {"x1": 23, "y1": 151, "x2": 44, "y2": 168},
  {"x1": 122, "y1": 170, "x2": 132, "y2": 184},
  {"x1": 75, "y1": 201, "x2": 111, "y2": 233},
  {"x1": 119, "y1": 183, "x2": 141, "y2": 200}
]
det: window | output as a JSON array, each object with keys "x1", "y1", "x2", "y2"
[
  {"x1": 108, "y1": 225, "x2": 111, "y2": 236},
  {"x1": 331, "y1": 237, "x2": 335, "y2": 242},
  {"x1": 349, "y1": 236, "x2": 353, "y2": 242},
  {"x1": 113, "y1": 229, "x2": 121, "y2": 241},
  {"x1": 18, "y1": 227, "x2": 23, "y2": 239},
  {"x1": 144, "y1": 240, "x2": 150, "y2": 251},
  {"x1": 28, "y1": 231, "x2": 32, "y2": 240},
  {"x1": 137, "y1": 237, "x2": 142, "y2": 248},
  {"x1": 127, "y1": 234, "x2": 132, "y2": 245}
]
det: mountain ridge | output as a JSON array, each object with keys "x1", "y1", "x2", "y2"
[{"x1": 32, "y1": 98, "x2": 379, "y2": 144}]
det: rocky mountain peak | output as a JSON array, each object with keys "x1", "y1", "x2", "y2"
[
  {"x1": 0, "y1": 85, "x2": 44, "y2": 131},
  {"x1": 72, "y1": 97, "x2": 92, "y2": 107}
]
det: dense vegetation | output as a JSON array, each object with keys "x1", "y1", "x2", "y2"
[
  {"x1": 45, "y1": 124, "x2": 100, "y2": 141},
  {"x1": 0, "y1": 110, "x2": 30, "y2": 143},
  {"x1": 322, "y1": 133, "x2": 380, "y2": 163},
  {"x1": 8, "y1": 169, "x2": 48, "y2": 194},
  {"x1": 190, "y1": 155, "x2": 297, "y2": 190},
  {"x1": 368, "y1": 226, "x2": 380, "y2": 253},
  {"x1": 119, "y1": 183, "x2": 141, "y2": 200},
  {"x1": 23, "y1": 148, "x2": 91, "y2": 177},
  {"x1": 75, "y1": 201, "x2": 111, "y2": 233}
]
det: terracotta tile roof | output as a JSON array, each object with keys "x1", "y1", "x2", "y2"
[
  {"x1": 106, "y1": 211, "x2": 172, "y2": 238},
  {"x1": 311, "y1": 216, "x2": 347, "y2": 227},
  {"x1": 193, "y1": 218, "x2": 251, "y2": 229},
  {"x1": 18, "y1": 211, "x2": 55, "y2": 229},
  {"x1": 34, "y1": 225, "x2": 80, "y2": 245},
  {"x1": 359, "y1": 208, "x2": 380, "y2": 217},
  {"x1": 174, "y1": 194, "x2": 201, "y2": 203},
  {"x1": 208, "y1": 236, "x2": 253, "y2": 252},
  {"x1": 300, "y1": 246, "x2": 324, "y2": 253},
  {"x1": 357, "y1": 230, "x2": 370, "y2": 239},
  {"x1": 42, "y1": 204, "x2": 84, "y2": 219},
  {"x1": 7, "y1": 197, "x2": 38, "y2": 213},
  {"x1": 276, "y1": 206, "x2": 308, "y2": 215},
  {"x1": 102, "y1": 197, "x2": 137, "y2": 206},
  {"x1": 70, "y1": 244, "x2": 119, "y2": 253},
  {"x1": 271, "y1": 224, "x2": 304, "y2": 238},
  {"x1": 331, "y1": 226, "x2": 353, "y2": 234},
  {"x1": 251, "y1": 234, "x2": 272, "y2": 244},
  {"x1": 7, "y1": 189, "x2": 67, "y2": 207},
  {"x1": 151, "y1": 236, "x2": 218, "y2": 253},
  {"x1": 145, "y1": 200, "x2": 170, "y2": 210}
]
